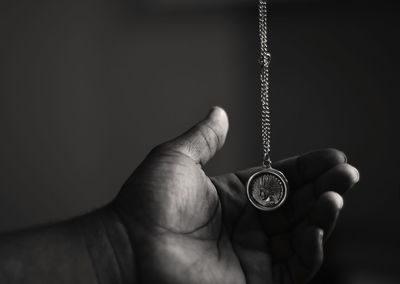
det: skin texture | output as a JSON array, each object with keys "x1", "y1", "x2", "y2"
[
  {"x1": 0, "y1": 107, "x2": 359, "y2": 284},
  {"x1": 114, "y1": 107, "x2": 359, "y2": 284}
]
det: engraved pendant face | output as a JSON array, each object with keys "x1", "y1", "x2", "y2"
[{"x1": 246, "y1": 168, "x2": 288, "y2": 211}]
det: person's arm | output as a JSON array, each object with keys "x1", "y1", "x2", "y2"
[
  {"x1": 0, "y1": 107, "x2": 359, "y2": 284},
  {"x1": 0, "y1": 205, "x2": 135, "y2": 284}
]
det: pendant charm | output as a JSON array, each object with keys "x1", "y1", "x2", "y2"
[{"x1": 246, "y1": 167, "x2": 288, "y2": 211}]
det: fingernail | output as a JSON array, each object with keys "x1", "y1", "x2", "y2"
[
  {"x1": 206, "y1": 106, "x2": 229, "y2": 132},
  {"x1": 351, "y1": 166, "x2": 360, "y2": 183},
  {"x1": 207, "y1": 106, "x2": 224, "y2": 119},
  {"x1": 333, "y1": 192, "x2": 344, "y2": 209}
]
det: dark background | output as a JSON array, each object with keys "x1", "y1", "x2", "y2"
[{"x1": 1, "y1": 0, "x2": 399, "y2": 283}]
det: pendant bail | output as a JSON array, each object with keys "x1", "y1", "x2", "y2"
[{"x1": 263, "y1": 153, "x2": 272, "y2": 168}]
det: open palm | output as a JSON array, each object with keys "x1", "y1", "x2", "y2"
[{"x1": 114, "y1": 107, "x2": 359, "y2": 284}]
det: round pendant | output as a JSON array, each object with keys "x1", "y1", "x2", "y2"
[{"x1": 246, "y1": 167, "x2": 288, "y2": 211}]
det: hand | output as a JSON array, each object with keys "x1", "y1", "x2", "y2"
[{"x1": 114, "y1": 107, "x2": 359, "y2": 284}]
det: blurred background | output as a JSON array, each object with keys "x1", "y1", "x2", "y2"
[{"x1": 1, "y1": 0, "x2": 399, "y2": 282}]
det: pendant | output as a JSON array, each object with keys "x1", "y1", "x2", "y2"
[{"x1": 246, "y1": 167, "x2": 288, "y2": 211}]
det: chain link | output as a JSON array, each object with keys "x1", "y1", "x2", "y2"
[{"x1": 259, "y1": 0, "x2": 272, "y2": 168}]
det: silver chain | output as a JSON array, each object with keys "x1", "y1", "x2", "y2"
[{"x1": 259, "y1": 0, "x2": 272, "y2": 168}]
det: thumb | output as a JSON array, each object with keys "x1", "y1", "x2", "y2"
[{"x1": 163, "y1": 106, "x2": 229, "y2": 166}]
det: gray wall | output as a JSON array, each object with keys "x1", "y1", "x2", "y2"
[{"x1": 1, "y1": 1, "x2": 399, "y2": 283}]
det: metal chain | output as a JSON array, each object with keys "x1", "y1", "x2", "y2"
[{"x1": 259, "y1": 0, "x2": 272, "y2": 168}]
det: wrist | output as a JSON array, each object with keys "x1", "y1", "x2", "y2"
[{"x1": 78, "y1": 205, "x2": 136, "y2": 284}]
